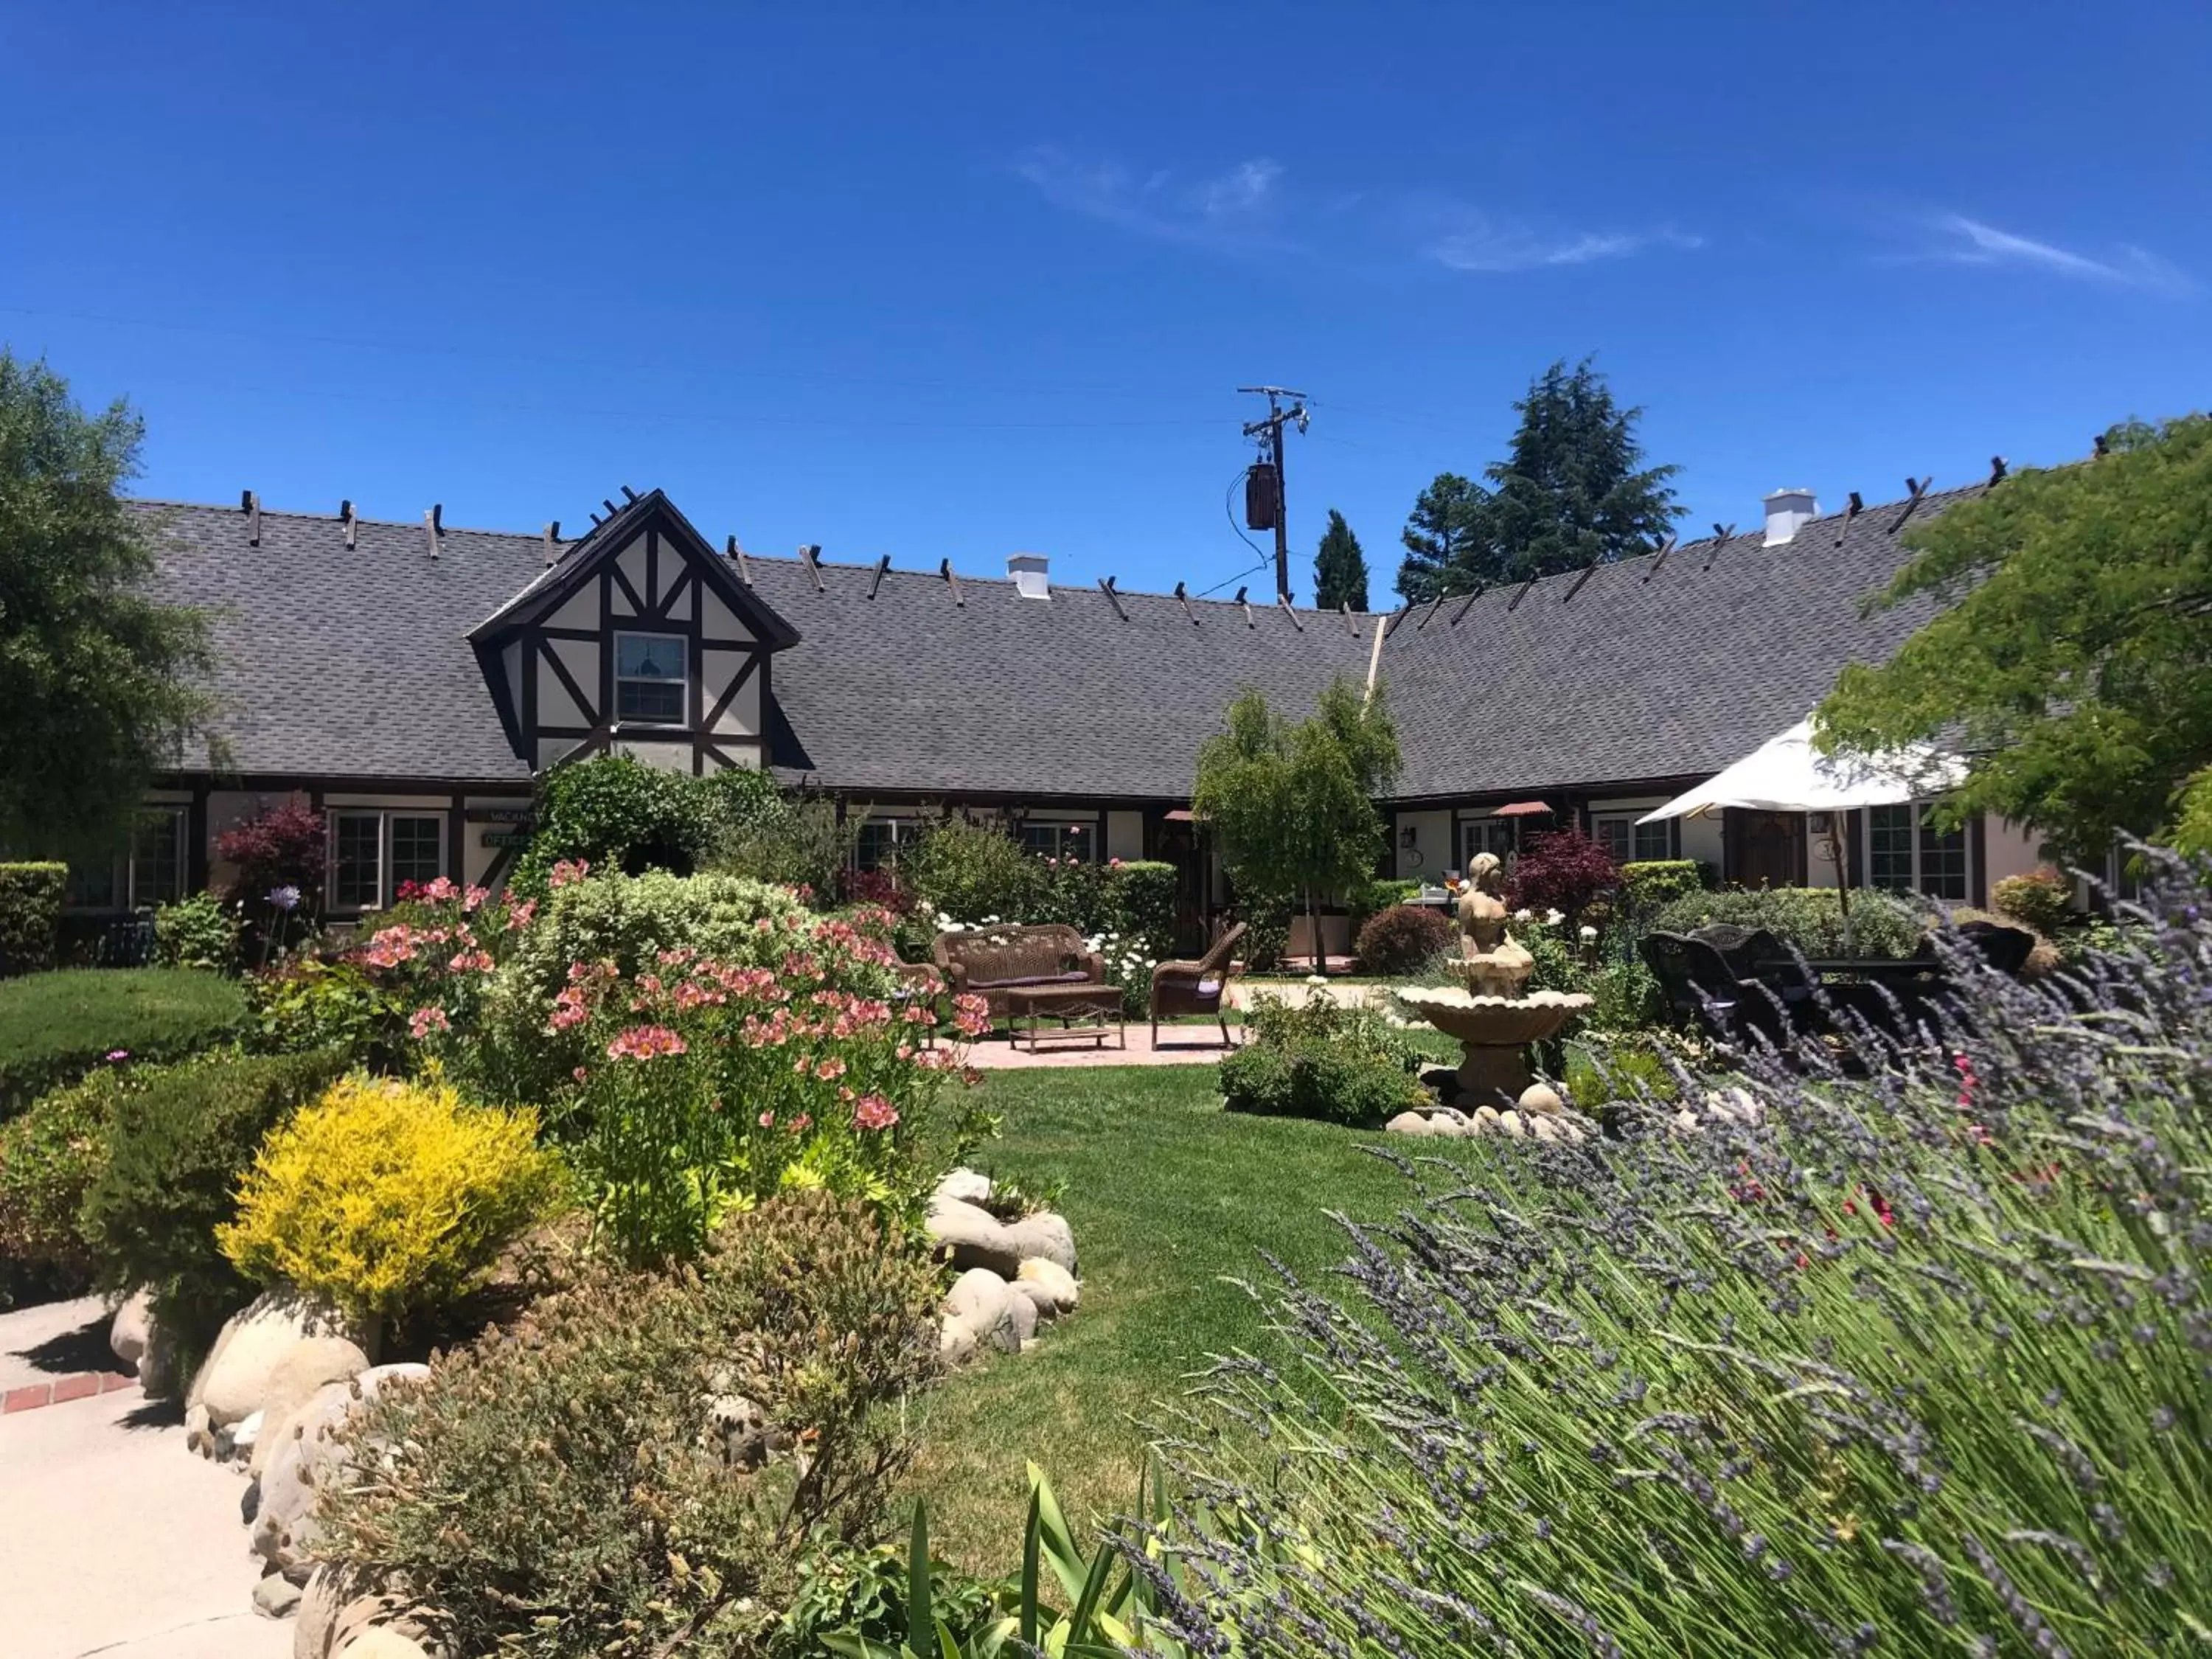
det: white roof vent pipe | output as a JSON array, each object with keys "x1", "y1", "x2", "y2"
[
  {"x1": 1763, "y1": 487, "x2": 1819, "y2": 546},
  {"x1": 1007, "y1": 552, "x2": 1050, "y2": 599}
]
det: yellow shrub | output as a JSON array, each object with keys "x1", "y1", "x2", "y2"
[{"x1": 217, "y1": 1074, "x2": 562, "y2": 1324}]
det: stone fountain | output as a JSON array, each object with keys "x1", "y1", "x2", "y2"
[{"x1": 1396, "y1": 853, "x2": 1593, "y2": 1107}]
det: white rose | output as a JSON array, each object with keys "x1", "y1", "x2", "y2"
[
  {"x1": 1579, "y1": 925, "x2": 1599, "y2": 941},
  {"x1": 1514, "y1": 908, "x2": 1534, "y2": 923},
  {"x1": 1545, "y1": 908, "x2": 1565, "y2": 927}
]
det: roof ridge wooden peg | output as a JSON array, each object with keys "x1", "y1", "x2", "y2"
[
  {"x1": 1418, "y1": 593, "x2": 1447, "y2": 628},
  {"x1": 1833, "y1": 492, "x2": 1863, "y2": 548},
  {"x1": 1277, "y1": 592, "x2": 1302, "y2": 631},
  {"x1": 542, "y1": 521, "x2": 560, "y2": 566},
  {"x1": 799, "y1": 543, "x2": 823, "y2": 592},
  {"x1": 1341, "y1": 600, "x2": 1360, "y2": 637},
  {"x1": 726, "y1": 534, "x2": 752, "y2": 585},
  {"x1": 1098, "y1": 575, "x2": 1128, "y2": 621},
  {"x1": 1640, "y1": 535, "x2": 1677, "y2": 585},
  {"x1": 1888, "y1": 476, "x2": 1932, "y2": 535},
  {"x1": 1450, "y1": 585, "x2": 1484, "y2": 624},
  {"x1": 425, "y1": 502, "x2": 442, "y2": 560},
  {"x1": 1504, "y1": 572, "x2": 1540, "y2": 613},
  {"x1": 241, "y1": 490, "x2": 261, "y2": 546},
  {"x1": 868, "y1": 554, "x2": 891, "y2": 600},
  {"x1": 1561, "y1": 559, "x2": 1601, "y2": 603},
  {"x1": 1173, "y1": 580, "x2": 1198, "y2": 626},
  {"x1": 939, "y1": 557, "x2": 964, "y2": 607},
  {"x1": 1235, "y1": 585, "x2": 1255, "y2": 628},
  {"x1": 1700, "y1": 522, "x2": 1738, "y2": 572},
  {"x1": 341, "y1": 498, "x2": 358, "y2": 552}
]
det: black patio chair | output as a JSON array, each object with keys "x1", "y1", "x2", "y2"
[{"x1": 1641, "y1": 931, "x2": 1753, "y2": 1041}]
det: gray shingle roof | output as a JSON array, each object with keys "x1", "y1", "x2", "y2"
[
  {"x1": 131, "y1": 483, "x2": 1975, "y2": 801},
  {"x1": 1379, "y1": 488, "x2": 1976, "y2": 800},
  {"x1": 139, "y1": 500, "x2": 553, "y2": 783}
]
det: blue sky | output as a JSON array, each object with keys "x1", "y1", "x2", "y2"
[{"x1": 4, "y1": 2, "x2": 2206, "y2": 604}]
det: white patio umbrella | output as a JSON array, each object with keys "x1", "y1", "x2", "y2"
[{"x1": 1638, "y1": 717, "x2": 1965, "y2": 925}]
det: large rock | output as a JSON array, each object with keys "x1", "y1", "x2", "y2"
[
  {"x1": 1002, "y1": 1211, "x2": 1077, "y2": 1276},
  {"x1": 249, "y1": 1337, "x2": 374, "y2": 1475},
  {"x1": 925, "y1": 1197, "x2": 1022, "y2": 1277},
  {"x1": 1385, "y1": 1110, "x2": 1436, "y2": 1137},
  {"x1": 1006, "y1": 1287, "x2": 1038, "y2": 1348},
  {"x1": 937, "y1": 1315, "x2": 978, "y2": 1366},
  {"x1": 1517, "y1": 1083, "x2": 1564, "y2": 1117},
  {"x1": 335, "y1": 1631, "x2": 433, "y2": 1659},
  {"x1": 1014, "y1": 1258, "x2": 1079, "y2": 1319},
  {"x1": 110, "y1": 1289, "x2": 154, "y2": 1374},
  {"x1": 943, "y1": 1267, "x2": 1020, "y2": 1354},
  {"x1": 253, "y1": 1365, "x2": 430, "y2": 1578},
  {"x1": 294, "y1": 1564, "x2": 448, "y2": 1659},
  {"x1": 933, "y1": 1168, "x2": 993, "y2": 1206},
  {"x1": 190, "y1": 1292, "x2": 363, "y2": 1430}
]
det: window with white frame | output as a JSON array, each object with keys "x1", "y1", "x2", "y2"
[
  {"x1": 330, "y1": 811, "x2": 445, "y2": 910},
  {"x1": 614, "y1": 633, "x2": 686, "y2": 725},
  {"x1": 1590, "y1": 812, "x2": 1675, "y2": 866},
  {"x1": 66, "y1": 807, "x2": 188, "y2": 910},
  {"x1": 1018, "y1": 819, "x2": 1095, "y2": 860},
  {"x1": 1865, "y1": 803, "x2": 1968, "y2": 901},
  {"x1": 1457, "y1": 816, "x2": 1515, "y2": 869}
]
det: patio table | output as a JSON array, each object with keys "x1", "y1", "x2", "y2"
[{"x1": 1005, "y1": 982, "x2": 1127, "y2": 1054}]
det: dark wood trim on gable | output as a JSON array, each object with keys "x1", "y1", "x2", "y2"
[{"x1": 537, "y1": 637, "x2": 599, "y2": 727}]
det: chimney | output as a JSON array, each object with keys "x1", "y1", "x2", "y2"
[
  {"x1": 1006, "y1": 552, "x2": 1050, "y2": 599},
  {"x1": 1762, "y1": 487, "x2": 1818, "y2": 546}
]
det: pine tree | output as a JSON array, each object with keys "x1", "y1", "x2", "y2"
[
  {"x1": 1312, "y1": 509, "x2": 1370, "y2": 611},
  {"x1": 1395, "y1": 473, "x2": 1492, "y2": 602},
  {"x1": 1482, "y1": 358, "x2": 1681, "y2": 581}
]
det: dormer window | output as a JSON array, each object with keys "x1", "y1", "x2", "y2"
[{"x1": 615, "y1": 633, "x2": 686, "y2": 725}]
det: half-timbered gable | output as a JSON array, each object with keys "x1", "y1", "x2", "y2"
[{"x1": 468, "y1": 490, "x2": 800, "y2": 776}]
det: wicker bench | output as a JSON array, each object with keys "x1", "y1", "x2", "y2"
[{"x1": 931, "y1": 923, "x2": 1105, "y2": 1023}]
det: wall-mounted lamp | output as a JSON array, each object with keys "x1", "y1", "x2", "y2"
[{"x1": 1400, "y1": 825, "x2": 1418, "y2": 849}]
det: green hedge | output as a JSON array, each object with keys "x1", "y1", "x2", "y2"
[
  {"x1": 1647, "y1": 886, "x2": 1921, "y2": 959},
  {"x1": 0, "y1": 863, "x2": 68, "y2": 977},
  {"x1": 0, "y1": 967, "x2": 248, "y2": 1118},
  {"x1": 1615, "y1": 859, "x2": 1707, "y2": 914},
  {"x1": 77, "y1": 1046, "x2": 351, "y2": 1384}
]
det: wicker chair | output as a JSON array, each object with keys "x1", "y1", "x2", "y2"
[
  {"x1": 931, "y1": 924, "x2": 1104, "y2": 1023},
  {"x1": 1150, "y1": 922, "x2": 1248, "y2": 1047}
]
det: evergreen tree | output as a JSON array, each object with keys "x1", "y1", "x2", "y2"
[
  {"x1": 1483, "y1": 358, "x2": 1681, "y2": 581},
  {"x1": 1395, "y1": 473, "x2": 1492, "y2": 602},
  {"x1": 0, "y1": 352, "x2": 218, "y2": 858},
  {"x1": 1312, "y1": 509, "x2": 1370, "y2": 611}
]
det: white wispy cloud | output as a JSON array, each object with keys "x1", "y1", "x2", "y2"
[
  {"x1": 1012, "y1": 148, "x2": 1290, "y2": 250},
  {"x1": 1427, "y1": 218, "x2": 1701, "y2": 273},
  {"x1": 1928, "y1": 213, "x2": 2192, "y2": 295}
]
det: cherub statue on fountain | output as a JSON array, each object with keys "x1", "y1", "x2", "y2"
[{"x1": 1453, "y1": 852, "x2": 1535, "y2": 999}]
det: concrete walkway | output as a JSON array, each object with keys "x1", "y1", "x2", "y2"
[
  {"x1": 0, "y1": 1299, "x2": 285, "y2": 1659},
  {"x1": 962, "y1": 1023, "x2": 1240, "y2": 1069}
]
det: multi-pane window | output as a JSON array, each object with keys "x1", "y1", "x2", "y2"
[
  {"x1": 331, "y1": 813, "x2": 383, "y2": 909},
  {"x1": 391, "y1": 816, "x2": 444, "y2": 893},
  {"x1": 1018, "y1": 821, "x2": 1094, "y2": 860},
  {"x1": 1458, "y1": 817, "x2": 1516, "y2": 869},
  {"x1": 1590, "y1": 813, "x2": 1674, "y2": 866},
  {"x1": 66, "y1": 807, "x2": 187, "y2": 909},
  {"x1": 131, "y1": 809, "x2": 187, "y2": 906},
  {"x1": 855, "y1": 818, "x2": 917, "y2": 873},
  {"x1": 615, "y1": 633, "x2": 686, "y2": 725},
  {"x1": 1866, "y1": 803, "x2": 1967, "y2": 900}
]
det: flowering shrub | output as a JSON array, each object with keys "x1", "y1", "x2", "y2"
[
  {"x1": 1143, "y1": 851, "x2": 2212, "y2": 1657},
  {"x1": 547, "y1": 918, "x2": 990, "y2": 1265},
  {"x1": 152, "y1": 891, "x2": 240, "y2": 970},
  {"x1": 217, "y1": 1073, "x2": 562, "y2": 1328},
  {"x1": 1992, "y1": 865, "x2": 2074, "y2": 936},
  {"x1": 1649, "y1": 884, "x2": 1921, "y2": 959},
  {"x1": 216, "y1": 803, "x2": 327, "y2": 946},
  {"x1": 0, "y1": 1068, "x2": 122, "y2": 1301}
]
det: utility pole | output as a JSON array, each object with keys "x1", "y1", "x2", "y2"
[{"x1": 1238, "y1": 386, "x2": 1310, "y2": 602}]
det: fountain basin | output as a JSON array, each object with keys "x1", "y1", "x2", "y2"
[{"x1": 1397, "y1": 986, "x2": 1593, "y2": 1104}]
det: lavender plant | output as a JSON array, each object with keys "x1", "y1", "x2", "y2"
[{"x1": 1141, "y1": 851, "x2": 2211, "y2": 1656}]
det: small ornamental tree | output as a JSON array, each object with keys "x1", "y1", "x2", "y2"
[
  {"x1": 1506, "y1": 826, "x2": 1618, "y2": 925},
  {"x1": 218, "y1": 801, "x2": 327, "y2": 932}
]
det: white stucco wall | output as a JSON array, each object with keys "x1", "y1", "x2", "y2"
[
  {"x1": 1392, "y1": 809, "x2": 1450, "y2": 881},
  {"x1": 1983, "y1": 816, "x2": 2045, "y2": 889},
  {"x1": 1106, "y1": 810, "x2": 1145, "y2": 862}
]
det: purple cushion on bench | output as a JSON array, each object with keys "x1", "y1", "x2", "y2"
[{"x1": 967, "y1": 970, "x2": 1093, "y2": 990}]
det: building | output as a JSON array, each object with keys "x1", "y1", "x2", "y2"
[{"x1": 86, "y1": 478, "x2": 2042, "y2": 945}]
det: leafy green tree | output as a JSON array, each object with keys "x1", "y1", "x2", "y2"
[
  {"x1": 1193, "y1": 679, "x2": 1400, "y2": 969},
  {"x1": 1482, "y1": 357, "x2": 1681, "y2": 580},
  {"x1": 1817, "y1": 417, "x2": 2212, "y2": 863},
  {"x1": 1312, "y1": 509, "x2": 1370, "y2": 611},
  {"x1": 0, "y1": 353, "x2": 217, "y2": 858},
  {"x1": 1395, "y1": 473, "x2": 1491, "y2": 602}
]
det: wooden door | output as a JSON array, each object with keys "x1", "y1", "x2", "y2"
[{"x1": 1726, "y1": 809, "x2": 1805, "y2": 889}]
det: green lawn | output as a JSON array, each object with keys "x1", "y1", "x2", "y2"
[{"x1": 906, "y1": 1061, "x2": 1464, "y2": 1568}]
